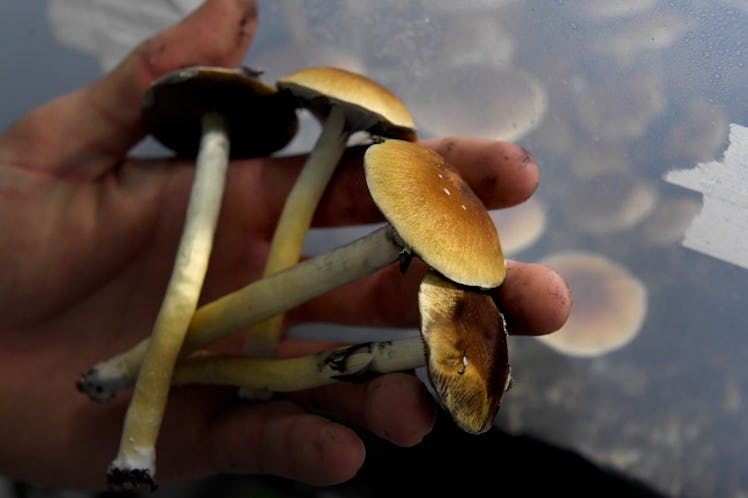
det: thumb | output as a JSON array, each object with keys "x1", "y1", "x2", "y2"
[{"x1": 1, "y1": 0, "x2": 256, "y2": 180}]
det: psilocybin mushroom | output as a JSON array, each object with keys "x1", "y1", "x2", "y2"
[
  {"x1": 106, "y1": 66, "x2": 298, "y2": 491},
  {"x1": 245, "y1": 66, "x2": 417, "y2": 356},
  {"x1": 419, "y1": 270, "x2": 511, "y2": 434},
  {"x1": 80, "y1": 140, "x2": 505, "y2": 400},
  {"x1": 365, "y1": 138, "x2": 505, "y2": 289}
]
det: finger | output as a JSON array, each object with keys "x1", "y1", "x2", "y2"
[
  {"x1": 161, "y1": 342, "x2": 436, "y2": 451},
  {"x1": 0, "y1": 0, "x2": 256, "y2": 179},
  {"x1": 197, "y1": 397, "x2": 365, "y2": 486},
  {"x1": 287, "y1": 259, "x2": 571, "y2": 337},
  {"x1": 493, "y1": 261, "x2": 571, "y2": 336},
  {"x1": 235, "y1": 137, "x2": 539, "y2": 235},
  {"x1": 288, "y1": 372, "x2": 436, "y2": 448},
  {"x1": 426, "y1": 136, "x2": 539, "y2": 208},
  {"x1": 147, "y1": 387, "x2": 365, "y2": 487}
]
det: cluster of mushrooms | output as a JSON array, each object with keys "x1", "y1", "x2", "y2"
[{"x1": 76, "y1": 65, "x2": 511, "y2": 490}]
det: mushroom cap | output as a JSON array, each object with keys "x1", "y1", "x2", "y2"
[
  {"x1": 277, "y1": 66, "x2": 417, "y2": 141},
  {"x1": 537, "y1": 251, "x2": 647, "y2": 357},
  {"x1": 364, "y1": 139, "x2": 505, "y2": 289},
  {"x1": 419, "y1": 270, "x2": 510, "y2": 434},
  {"x1": 142, "y1": 66, "x2": 299, "y2": 158}
]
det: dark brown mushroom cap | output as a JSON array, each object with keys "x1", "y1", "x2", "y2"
[
  {"x1": 142, "y1": 66, "x2": 298, "y2": 158},
  {"x1": 277, "y1": 66, "x2": 417, "y2": 141},
  {"x1": 419, "y1": 270, "x2": 510, "y2": 434},
  {"x1": 364, "y1": 139, "x2": 505, "y2": 289}
]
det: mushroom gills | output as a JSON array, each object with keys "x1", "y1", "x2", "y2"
[{"x1": 419, "y1": 270, "x2": 511, "y2": 434}]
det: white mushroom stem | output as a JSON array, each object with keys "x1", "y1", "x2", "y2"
[
  {"x1": 108, "y1": 112, "x2": 229, "y2": 485},
  {"x1": 173, "y1": 336, "x2": 426, "y2": 391},
  {"x1": 245, "y1": 105, "x2": 348, "y2": 356},
  {"x1": 78, "y1": 225, "x2": 406, "y2": 401}
]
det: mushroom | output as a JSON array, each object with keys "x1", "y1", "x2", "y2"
[
  {"x1": 143, "y1": 66, "x2": 298, "y2": 158},
  {"x1": 364, "y1": 137, "x2": 505, "y2": 288},
  {"x1": 168, "y1": 269, "x2": 511, "y2": 435},
  {"x1": 80, "y1": 139, "x2": 505, "y2": 401},
  {"x1": 537, "y1": 251, "x2": 647, "y2": 357},
  {"x1": 244, "y1": 66, "x2": 417, "y2": 356},
  {"x1": 106, "y1": 66, "x2": 298, "y2": 490},
  {"x1": 418, "y1": 270, "x2": 511, "y2": 434}
]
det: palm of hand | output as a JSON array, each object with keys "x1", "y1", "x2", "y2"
[
  {"x1": 0, "y1": 80, "x2": 438, "y2": 487},
  {"x1": 0, "y1": 0, "x2": 570, "y2": 490}
]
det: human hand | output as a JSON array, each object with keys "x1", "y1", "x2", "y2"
[{"x1": 0, "y1": 0, "x2": 570, "y2": 491}]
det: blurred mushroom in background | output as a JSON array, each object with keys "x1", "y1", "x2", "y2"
[
  {"x1": 537, "y1": 251, "x2": 647, "y2": 357},
  {"x1": 405, "y1": 61, "x2": 547, "y2": 142}
]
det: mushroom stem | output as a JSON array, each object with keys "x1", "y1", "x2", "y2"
[
  {"x1": 78, "y1": 225, "x2": 406, "y2": 401},
  {"x1": 107, "y1": 112, "x2": 230, "y2": 488},
  {"x1": 173, "y1": 336, "x2": 426, "y2": 391},
  {"x1": 244, "y1": 105, "x2": 348, "y2": 356}
]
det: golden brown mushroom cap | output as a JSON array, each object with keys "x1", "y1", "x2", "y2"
[
  {"x1": 277, "y1": 66, "x2": 417, "y2": 141},
  {"x1": 142, "y1": 66, "x2": 298, "y2": 158},
  {"x1": 419, "y1": 271, "x2": 510, "y2": 434},
  {"x1": 364, "y1": 139, "x2": 505, "y2": 288}
]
